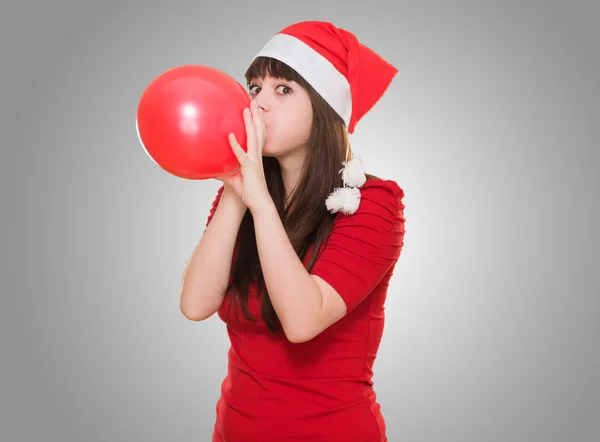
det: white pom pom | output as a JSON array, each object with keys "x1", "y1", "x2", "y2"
[
  {"x1": 339, "y1": 157, "x2": 366, "y2": 188},
  {"x1": 325, "y1": 186, "x2": 361, "y2": 215}
]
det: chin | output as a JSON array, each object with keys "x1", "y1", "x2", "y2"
[
  {"x1": 261, "y1": 140, "x2": 300, "y2": 159},
  {"x1": 261, "y1": 144, "x2": 274, "y2": 157},
  {"x1": 261, "y1": 141, "x2": 279, "y2": 157}
]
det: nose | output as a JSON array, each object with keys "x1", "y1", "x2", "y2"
[{"x1": 252, "y1": 94, "x2": 270, "y2": 112}]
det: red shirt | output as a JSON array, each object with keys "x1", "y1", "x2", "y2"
[{"x1": 204, "y1": 178, "x2": 406, "y2": 441}]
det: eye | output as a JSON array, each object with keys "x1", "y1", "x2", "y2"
[
  {"x1": 248, "y1": 83, "x2": 292, "y2": 96},
  {"x1": 249, "y1": 84, "x2": 260, "y2": 95},
  {"x1": 276, "y1": 85, "x2": 292, "y2": 95}
]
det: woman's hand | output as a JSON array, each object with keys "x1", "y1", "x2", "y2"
[
  {"x1": 224, "y1": 100, "x2": 273, "y2": 214},
  {"x1": 213, "y1": 171, "x2": 242, "y2": 194}
]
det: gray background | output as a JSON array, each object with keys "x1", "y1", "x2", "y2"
[{"x1": 1, "y1": 0, "x2": 598, "y2": 441}]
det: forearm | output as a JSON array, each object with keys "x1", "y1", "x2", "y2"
[
  {"x1": 180, "y1": 188, "x2": 247, "y2": 320},
  {"x1": 251, "y1": 202, "x2": 322, "y2": 341}
]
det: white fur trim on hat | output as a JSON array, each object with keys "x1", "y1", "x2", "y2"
[
  {"x1": 325, "y1": 186, "x2": 361, "y2": 215},
  {"x1": 339, "y1": 157, "x2": 366, "y2": 188},
  {"x1": 254, "y1": 33, "x2": 352, "y2": 127},
  {"x1": 325, "y1": 153, "x2": 367, "y2": 215}
]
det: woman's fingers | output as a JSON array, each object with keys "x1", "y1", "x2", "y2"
[
  {"x1": 228, "y1": 133, "x2": 249, "y2": 167},
  {"x1": 243, "y1": 107, "x2": 257, "y2": 159},
  {"x1": 250, "y1": 101, "x2": 266, "y2": 158}
]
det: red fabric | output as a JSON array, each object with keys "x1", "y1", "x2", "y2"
[
  {"x1": 205, "y1": 184, "x2": 225, "y2": 229},
  {"x1": 204, "y1": 178, "x2": 406, "y2": 441}
]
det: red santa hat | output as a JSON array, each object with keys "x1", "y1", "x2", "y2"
[{"x1": 252, "y1": 21, "x2": 398, "y2": 214}]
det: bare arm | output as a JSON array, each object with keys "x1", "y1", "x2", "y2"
[
  {"x1": 250, "y1": 185, "x2": 404, "y2": 343},
  {"x1": 251, "y1": 201, "x2": 346, "y2": 343},
  {"x1": 180, "y1": 186, "x2": 247, "y2": 320}
]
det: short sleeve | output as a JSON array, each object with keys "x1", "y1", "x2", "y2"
[
  {"x1": 310, "y1": 179, "x2": 406, "y2": 314},
  {"x1": 205, "y1": 184, "x2": 225, "y2": 229}
]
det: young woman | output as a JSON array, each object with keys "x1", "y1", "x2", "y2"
[{"x1": 180, "y1": 20, "x2": 406, "y2": 442}]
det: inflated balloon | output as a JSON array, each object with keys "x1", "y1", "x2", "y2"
[{"x1": 136, "y1": 65, "x2": 251, "y2": 179}]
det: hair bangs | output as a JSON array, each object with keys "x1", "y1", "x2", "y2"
[{"x1": 244, "y1": 56, "x2": 304, "y2": 86}]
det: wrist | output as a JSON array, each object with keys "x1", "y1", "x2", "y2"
[
  {"x1": 221, "y1": 186, "x2": 247, "y2": 211},
  {"x1": 250, "y1": 198, "x2": 277, "y2": 219}
]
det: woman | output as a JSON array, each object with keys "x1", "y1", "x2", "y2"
[{"x1": 180, "y1": 20, "x2": 406, "y2": 441}]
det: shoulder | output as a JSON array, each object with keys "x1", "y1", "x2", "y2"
[
  {"x1": 329, "y1": 176, "x2": 406, "y2": 233},
  {"x1": 360, "y1": 175, "x2": 405, "y2": 203},
  {"x1": 344, "y1": 176, "x2": 405, "y2": 219}
]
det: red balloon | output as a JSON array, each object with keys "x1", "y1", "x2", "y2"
[{"x1": 136, "y1": 65, "x2": 251, "y2": 179}]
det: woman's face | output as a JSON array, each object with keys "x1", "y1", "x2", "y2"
[{"x1": 248, "y1": 74, "x2": 313, "y2": 158}]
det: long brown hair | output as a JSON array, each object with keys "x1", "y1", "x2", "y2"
[{"x1": 223, "y1": 56, "x2": 375, "y2": 333}]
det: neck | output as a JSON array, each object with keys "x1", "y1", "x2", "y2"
[{"x1": 275, "y1": 150, "x2": 306, "y2": 202}]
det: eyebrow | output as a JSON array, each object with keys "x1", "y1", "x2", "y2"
[{"x1": 250, "y1": 76, "x2": 292, "y2": 83}]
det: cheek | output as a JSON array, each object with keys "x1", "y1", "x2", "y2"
[
  {"x1": 268, "y1": 112, "x2": 311, "y2": 144},
  {"x1": 297, "y1": 110, "x2": 313, "y2": 136},
  {"x1": 286, "y1": 105, "x2": 312, "y2": 139},
  {"x1": 281, "y1": 118, "x2": 311, "y2": 146}
]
